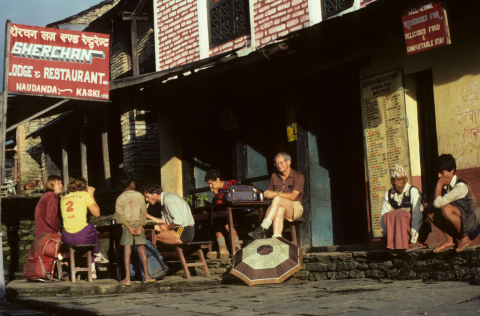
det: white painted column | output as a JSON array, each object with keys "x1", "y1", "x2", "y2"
[
  {"x1": 197, "y1": 0, "x2": 210, "y2": 59},
  {"x1": 308, "y1": 0, "x2": 323, "y2": 26}
]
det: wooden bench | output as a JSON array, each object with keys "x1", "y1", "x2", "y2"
[
  {"x1": 158, "y1": 241, "x2": 212, "y2": 278},
  {"x1": 61, "y1": 244, "x2": 97, "y2": 282},
  {"x1": 284, "y1": 218, "x2": 304, "y2": 246},
  {"x1": 145, "y1": 213, "x2": 213, "y2": 278}
]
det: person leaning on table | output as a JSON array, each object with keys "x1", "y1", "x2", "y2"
[{"x1": 143, "y1": 182, "x2": 195, "y2": 245}]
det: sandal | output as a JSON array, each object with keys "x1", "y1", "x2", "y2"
[
  {"x1": 433, "y1": 242, "x2": 455, "y2": 253},
  {"x1": 456, "y1": 241, "x2": 473, "y2": 253},
  {"x1": 406, "y1": 243, "x2": 428, "y2": 253},
  {"x1": 119, "y1": 280, "x2": 131, "y2": 286},
  {"x1": 146, "y1": 278, "x2": 156, "y2": 284}
]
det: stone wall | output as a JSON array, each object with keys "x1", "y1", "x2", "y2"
[
  {"x1": 120, "y1": 110, "x2": 160, "y2": 182},
  {"x1": 1, "y1": 196, "x2": 38, "y2": 280},
  {"x1": 179, "y1": 246, "x2": 480, "y2": 284},
  {"x1": 110, "y1": 21, "x2": 155, "y2": 80},
  {"x1": 17, "y1": 116, "x2": 59, "y2": 194},
  {"x1": 110, "y1": 28, "x2": 131, "y2": 80}
]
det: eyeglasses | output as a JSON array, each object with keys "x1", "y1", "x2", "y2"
[{"x1": 274, "y1": 160, "x2": 286, "y2": 166}]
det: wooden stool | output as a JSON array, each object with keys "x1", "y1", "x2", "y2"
[
  {"x1": 64, "y1": 244, "x2": 97, "y2": 282},
  {"x1": 159, "y1": 241, "x2": 212, "y2": 278},
  {"x1": 284, "y1": 218, "x2": 304, "y2": 245}
]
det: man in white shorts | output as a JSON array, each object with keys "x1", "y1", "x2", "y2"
[{"x1": 248, "y1": 152, "x2": 304, "y2": 239}]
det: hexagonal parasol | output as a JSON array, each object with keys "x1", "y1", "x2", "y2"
[{"x1": 230, "y1": 237, "x2": 303, "y2": 286}]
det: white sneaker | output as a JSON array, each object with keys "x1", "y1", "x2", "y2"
[{"x1": 94, "y1": 253, "x2": 109, "y2": 264}]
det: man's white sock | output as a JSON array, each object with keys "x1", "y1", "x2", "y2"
[
  {"x1": 217, "y1": 236, "x2": 226, "y2": 247},
  {"x1": 260, "y1": 219, "x2": 272, "y2": 230},
  {"x1": 272, "y1": 234, "x2": 282, "y2": 238}
]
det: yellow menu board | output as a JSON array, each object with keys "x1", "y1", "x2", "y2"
[{"x1": 361, "y1": 69, "x2": 411, "y2": 238}]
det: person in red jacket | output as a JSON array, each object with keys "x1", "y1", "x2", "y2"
[
  {"x1": 205, "y1": 169, "x2": 241, "y2": 258},
  {"x1": 34, "y1": 175, "x2": 63, "y2": 236}
]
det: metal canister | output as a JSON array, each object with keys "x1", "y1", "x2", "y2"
[{"x1": 259, "y1": 192, "x2": 264, "y2": 201}]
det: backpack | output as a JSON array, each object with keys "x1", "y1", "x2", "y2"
[
  {"x1": 23, "y1": 232, "x2": 62, "y2": 282},
  {"x1": 129, "y1": 240, "x2": 169, "y2": 280}
]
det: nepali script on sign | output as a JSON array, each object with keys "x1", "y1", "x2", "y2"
[
  {"x1": 7, "y1": 23, "x2": 110, "y2": 100},
  {"x1": 362, "y1": 69, "x2": 411, "y2": 238}
]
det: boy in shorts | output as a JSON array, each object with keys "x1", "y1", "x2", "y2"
[{"x1": 114, "y1": 172, "x2": 155, "y2": 285}]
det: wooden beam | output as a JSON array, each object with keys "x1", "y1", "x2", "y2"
[
  {"x1": 6, "y1": 99, "x2": 69, "y2": 133},
  {"x1": 0, "y1": 95, "x2": 5, "y2": 185},
  {"x1": 130, "y1": 19, "x2": 139, "y2": 77},
  {"x1": 122, "y1": 14, "x2": 149, "y2": 21},
  {"x1": 101, "y1": 124, "x2": 111, "y2": 191},
  {"x1": 80, "y1": 117, "x2": 88, "y2": 182},
  {"x1": 157, "y1": 110, "x2": 162, "y2": 186},
  {"x1": 232, "y1": 140, "x2": 247, "y2": 182},
  {"x1": 0, "y1": 20, "x2": 10, "y2": 299},
  {"x1": 61, "y1": 130, "x2": 69, "y2": 193},
  {"x1": 295, "y1": 113, "x2": 311, "y2": 250},
  {"x1": 133, "y1": 0, "x2": 149, "y2": 15}
]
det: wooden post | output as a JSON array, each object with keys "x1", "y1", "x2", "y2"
[
  {"x1": 157, "y1": 110, "x2": 162, "y2": 184},
  {"x1": 130, "y1": 19, "x2": 139, "y2": 77},
  {"x1": 293, "y1": 115, "x2": 311, "y2": 250},
  {"x1": 122, "y1": 0, "x2": 148, "y2": 77},
  {"x1": 80, "y1": 117, "x2": 88, "y2": 182},
  {"x1": 0, "y1": 20, "x2": 12, "y2": 298},
  {"x1": 232, "y1": 140, "x2": 247, "y2": 182},
  {"x1": 61, "y1": 130, "x2": 69, "y2": 192},
  {"x1": 101, "y1": 124, "x2": 112, "y2": 191}
]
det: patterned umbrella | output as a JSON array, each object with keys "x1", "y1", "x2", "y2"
[{"x1": 230, "y1": 237, "x2": 303, "y2": 286}]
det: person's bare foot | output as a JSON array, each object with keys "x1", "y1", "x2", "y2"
[
  {"x1": 456, "y1": 237, "x2": 472, "y2": 253},
  {"x1": 145, "y1": 277, "x2": 156, "y2": 283},
  {"x1": 119, "y1": 278, "x2": 131, "y2": 286},
  {"x1": 433, "y1": 241, "x2": 455, "y2": 253}
]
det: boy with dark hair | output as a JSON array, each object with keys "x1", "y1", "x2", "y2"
[
  {"x1": 430, "y1": 154, "x2": 480, "y2": 253},
  {"x1": 204, "y1": 169, "x2": 241, "y2": 258},
  {"x1": 114, "y1": 172, "x2": 154, "y2": 285}
]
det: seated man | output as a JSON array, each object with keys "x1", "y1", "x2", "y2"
[
  {"x1": 248, "y1": 152, "x2": 304, "y2": 239},
  {"x1": 381, "y1": 163, "x2": 426, "y2": 251},
  {"x1": 428, "y1": 154, "x2": 480, "y2": 253},
  {"x1": 205, "y1": 169, "x2": 241, "y2": 258},
  {"x1": 143, "y1": 183, "x2": 195, "y2": 245}
]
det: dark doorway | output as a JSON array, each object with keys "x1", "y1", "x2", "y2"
[{"x1": 302, "y1": 61, "x2": 368, "y2": 246}]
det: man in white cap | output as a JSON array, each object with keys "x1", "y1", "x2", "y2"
[{"x1": 381, "y1": 163, "x2": 426, "y2": 251}]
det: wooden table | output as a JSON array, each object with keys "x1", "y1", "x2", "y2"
[
  {"x1": 192, "y1": 201, "x2": 271, "y2": 256},
  {"x1": 144, "y1": 201, "x2": 271, "y2": 257}
]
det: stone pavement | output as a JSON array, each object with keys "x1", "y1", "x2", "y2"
[{"x1": 7, "y1": 277, "x2": 480, "y2": 315}]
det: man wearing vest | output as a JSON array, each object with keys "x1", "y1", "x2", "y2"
[
  {"x1": 381, "y1": 163, "x2": 425, "y2": 251},
  {"x1": 429, "y1": 154, "x2": 480, "y2": 253}
]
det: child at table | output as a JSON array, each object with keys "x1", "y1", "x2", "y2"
[{"x1": 114, "y1": 172, "x2": 155, "y2": 285}]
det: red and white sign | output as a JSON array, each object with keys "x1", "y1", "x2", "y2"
[
  {"x1": 7, "y1": 23, "x2": 110, "y2": 100},
  {"x1": 402, "y1": 2, "x2": 451, "y2": 56}
]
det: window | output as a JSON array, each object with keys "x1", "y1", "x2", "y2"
[
  {"x1": 209, "y1": 0, "x2": 250, "y2": 48},
  {"x1": 323, "y1": 0, "x2": 354, "y2": 19}
]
